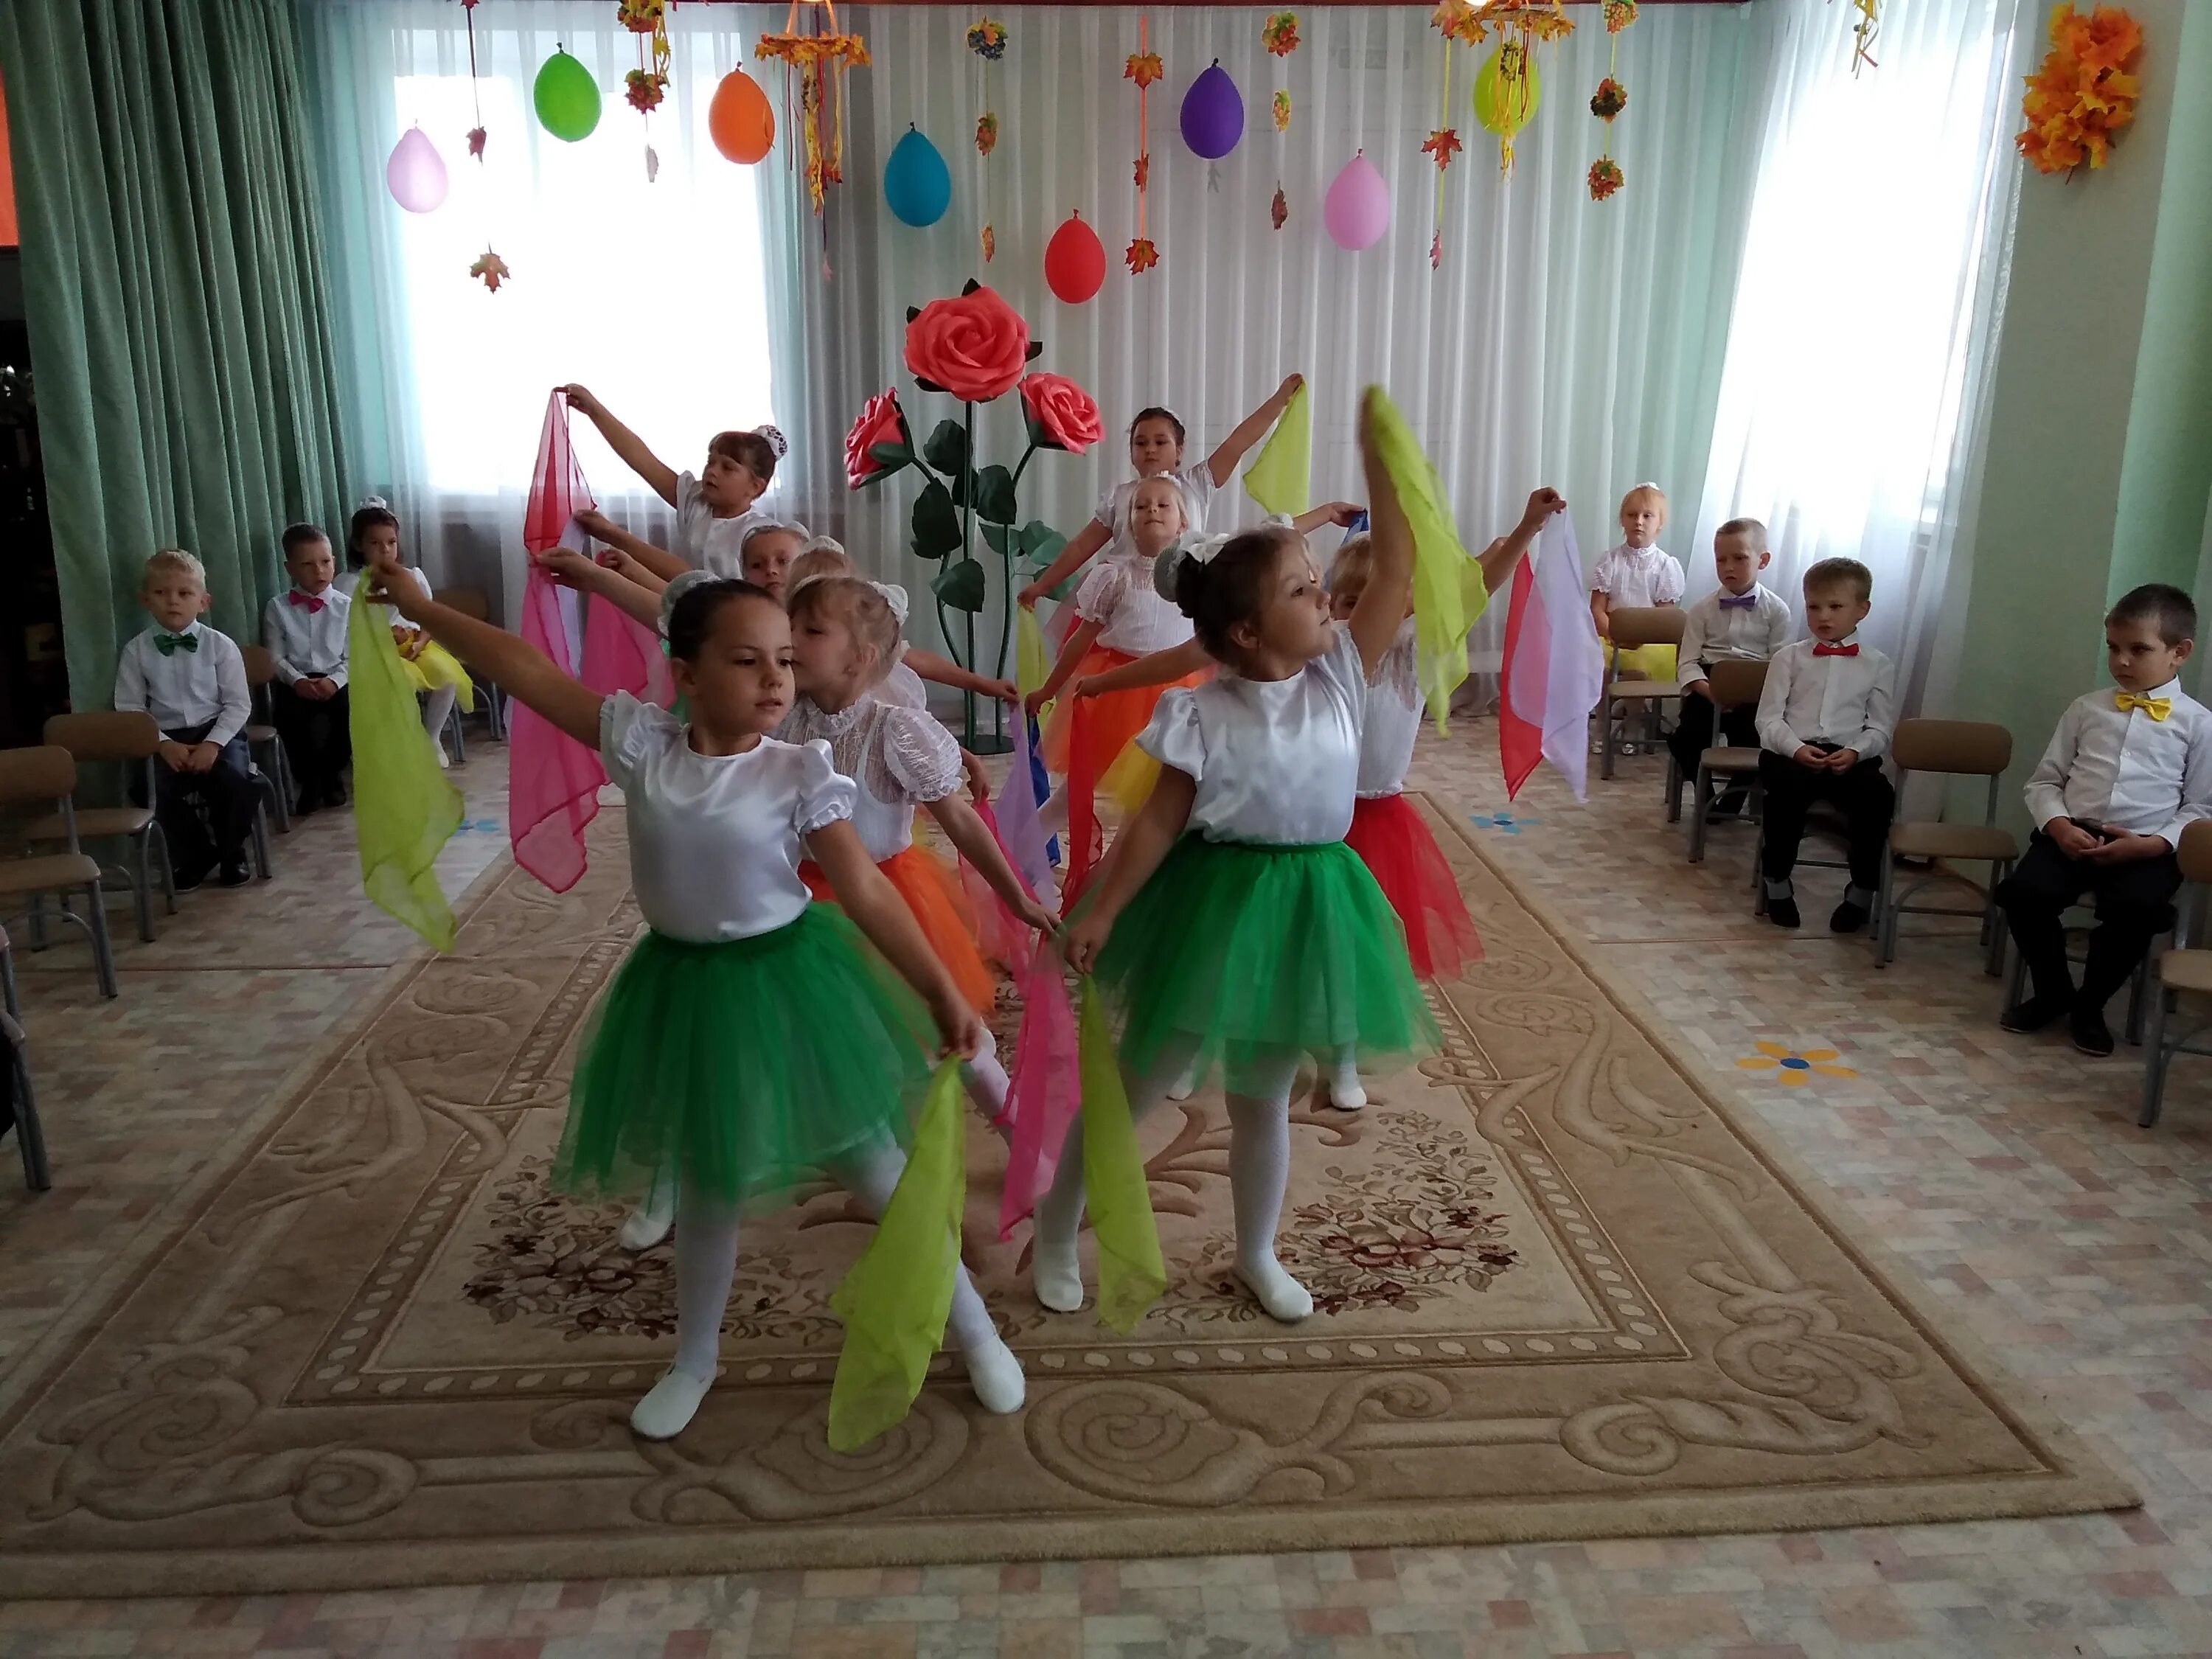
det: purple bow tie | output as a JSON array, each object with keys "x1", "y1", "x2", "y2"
[{"x1": 1718, "y1": 593, "x2": 1759, "y2": 611}]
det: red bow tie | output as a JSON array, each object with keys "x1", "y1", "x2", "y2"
[
  {"x1": 1812, "y1": 642, "x2": 1859, "y2": 658},
  {"x1": 286, "y1": 591, "x2": 326, "y2": 613}
]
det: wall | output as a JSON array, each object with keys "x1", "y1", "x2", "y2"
[{"x1": 1948, "y1": 0, "x2": 2212, "y2": 813}]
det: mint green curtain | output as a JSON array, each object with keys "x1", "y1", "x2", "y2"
[{"x1": 0, "y1": 0, "x2": 356, "y2": 706}]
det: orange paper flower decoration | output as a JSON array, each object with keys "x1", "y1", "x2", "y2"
[
  {"x1": 1262, "y1": 13, "x2": 1301, "y2": 56},
  {"x1": 1587, "y1": 156, "x2": 1624, "y2": 201},
  {"x1": 2017, "y1": 3, "x2": 2142, "y2": 176},
  {"x1": 1125, "y1": 237, "x2": 1159, "y2": 274},
  {"x1": 1124, "y1": 51, "x2": 1164, "y2": 89}
]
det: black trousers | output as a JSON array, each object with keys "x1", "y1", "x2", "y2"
[
  {"x1": 131, "y1": 720, "x2": 257, "y2": 871},
  {"x1": 1667, "y1": 677, "x2": 1759, "y2": 779},
  {"x1": 1995, "y1": 830, "x2": 2181, "y2": 1009},
  {"x1": 1756, "y1": 750, "x2": 1895, "y2": 888},
  {"x1": 271, "y1": 681, "x2": 351, "y2": 803}
]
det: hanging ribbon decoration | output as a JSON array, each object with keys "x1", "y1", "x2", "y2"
[
  {"x1": 1262, "y1": 13, "x2": 1298, "y2": 230},
  {"x1": 1422, "y1": 8, "x2": 1470, "y2": 268},
  {"x1": 968, "y1": 19, "x2": 1006, "y2": 262},
  {"x1": 758, "y1": 0, "x2": 872, "y2": 274},
  {"x1": 462, "y1": 0, "x2": 487, "y2": 159},
  {"x1": 1124, "y1": 18, "x2": 1161, "y2": 274},
  {"x1": 618, "y1": 0, "x2": 672, "y2": 181},
  {"x1": 1589, "y1": 1, "x2": 1634, "y2": 201}
]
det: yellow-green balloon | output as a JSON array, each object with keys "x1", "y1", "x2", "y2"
[
  {"x1": 1472, "y1": 42, "x2": 1541, "y2": 142},
  {"x1": 534, "y1": 49, "x2": 601, "y2": 143}
]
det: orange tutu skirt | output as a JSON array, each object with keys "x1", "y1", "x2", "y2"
[
  {"x1": 1041, "y1": 645, "x2": 1210, "y2": 894},
  {"x1": 801, "y1": 841, "x2": 998, "y2": 1014},
  {"x1": 1343, "y1": 793, "x2": 1481, "y2": 983}
]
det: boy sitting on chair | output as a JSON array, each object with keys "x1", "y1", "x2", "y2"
[
  {"x1": 1997, "y1": 583, "x2": 2212, "y2": 1057},
  {"x1": 262, "y1": 522, "x2": 352, "y2": 815},
  {"x1": 1754, "y1": 557, "x2": 1896, "y2": 934},
  {"x1": 114, "y1": 549, "x2": 257, "y2": 891},
  {"x1": 1668, "y1": 518, "x2": 1792, "y2": 813}
]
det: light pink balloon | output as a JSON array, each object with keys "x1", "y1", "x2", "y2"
[
  {"x1": 1323, "y1": 150, "x2": 1389, "y2": 251},
  {"x1": 386, "y1": 126, "x2": 449, "y2": 215}
]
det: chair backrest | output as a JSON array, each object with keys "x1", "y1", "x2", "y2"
[
  {"x1": 1892, "y1": 718, "x2": 2011, "y2": 777},
  {"x1": 44, "y1": 710, "x2": 160, "y2": 763},
  {"x1": 0, "y1": 745, "x2": 76, "y2": 810},
  {"x1": 1607, "y1": 606, "x2": 1687, "y2": 651},
  {"x1": 1705, "y1": 656, "x2": 1770, "y2": 709},
  {"x1": 442, "y1": 586, "x2": 491, "y2": 624},
  {"x1": 2180, "y1": 818, "x2": 2212, "y2": 886},
  {"x1": 239, "y1": 644, "x2": 279, "y2": 689}
]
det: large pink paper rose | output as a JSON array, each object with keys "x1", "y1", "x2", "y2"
[
  {"x1": 904, "y1": 285, "x2": 1030, "y2": 403},
  {"x1": 844, "y1": 388, "x2": 908, "y2": 488},
  {"x1": 1018, "y1": 372, "x2": 1102, "y2": 454}
]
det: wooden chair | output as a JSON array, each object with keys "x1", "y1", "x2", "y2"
[
  {"x1": 1, "y1": 920, "x2": 15, "y2": 1016},
  {"x1": 0, "y1": 746, "x2": 118, "y2": 999},
  {"x1": 1677, "y1": 658, "x2": 1770, "y2": 865},
  {"x1": 2, "y1": 1003, "x2": 44, "y2": 1191},
  {"x1": 239, "y1": 644, "x2": 296, "y2": 832},
  {"x1": 1598, "y1": 607, "x2": 1686, "y2": 780},
  {"x1": 29, "y1": 712, "x2": 175, "y2": 943},
  {"x1": 440, "y1": 586, "x2": 505, "y2": 740},
  {"x1": 1875, "y1": 720, "x2": 2018, "y2": 972},
  {"x1": 2138, "y1": 821, "x2": 2212, "y2": 1127}
]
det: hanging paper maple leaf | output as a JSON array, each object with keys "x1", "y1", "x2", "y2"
[
  {"x1": 1587, "y1": 157, "x2": 1624, "y2": 201},
  {"x1": 1430, "y1": 231, "x2": 1443, "y2": 269},
  {"x1": 975, "y1": 112, "x2": 998, "y2": 156},
  {"x1": 625, "y1": 69, "x2": 667, "y2": 112},
  {"x1": 1271, "y1": 186, "x2": 1287, "y2": 229},
  {"x1": 470, "y1": 247, "x2": 511, "y2": 291},
  {"x1": 981, "y1": 225, "x2": 995, "y2": 261},
  {"x1": 1432, "y1": 0, "x2": 1486, "y2": 46},
  {"x1": 1273, "y1": 90, "x2": 1292, "y2": 132},
  {"x1": 1422, "y1": 128, "x2": 1464, "y2": 170},
  {"x1": 1262, "y1": 12, "x2": 1301, "y2": 55},
  {"x1": 2018, "y1": 4, "x2": 2142, "y2": 175},
  {"x1": 1125, "y1": 237, "x2": 1158, "y2": 274},
  {"x1": 467, "y1": 125, "x2": 487, "y2": 159},
  {"x1": 616, "y1": 0, "x2": 664, "y2": 32},
  {"x1": 1133, "y1": 151, "x2": 1150, "y2": 190},
  {"x1": 1124, "y1": 51, "x2": 1164, "y2": 88}
]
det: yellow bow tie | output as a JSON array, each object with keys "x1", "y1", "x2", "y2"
[{"x1": 2116, "y1": 692, "x2": 2173, "y2": 722}]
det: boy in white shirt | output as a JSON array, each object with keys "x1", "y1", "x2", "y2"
[
  {"x1": 262, "y1": 523, "x2": 352, "y2": 815},
  {"x1": 1666, "y1": 517, "x2": 1792, "y2": 799},
  {"x1": 114, "y1": 549, "x2": 257, "y2": 890},
  {"x1": 1753, "y1": 557, "x2": 1897, "y2": 933},
  {"x1": 1997, "y1": 583, "x2": 2212, "y2": 1057}
]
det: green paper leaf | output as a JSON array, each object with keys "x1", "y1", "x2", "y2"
[
  {"x1": 1023, "y1": 339, "x2": 1045, "y2": 361},
  {"x1": 1018, "y1": 520, "x2": 1065, "y2": 560},
  {"x1": 906, "y1": 305, "x2": 922, "y2": 323},
  {"x1": 922, "y1": 418, "x2": 970, "y2": 478},
  {"x1": 961, "y1": 276, "x2": 982, "y2": 296},
  {"x1": 981, "y1": 522, "x2": 1012, "y2": 556},
  {"x1": 911, "y1": 478, "x2": 961, "y2": 559},
  {"x1": 932, "y1": 557, "x2": 988, "y2": 612},
  {"x1": 974, "y1": 464, "x2": 1018, "y2": 525},
  {"x1": 859, "y1": 442, "x2": 911, "y2": 487}
]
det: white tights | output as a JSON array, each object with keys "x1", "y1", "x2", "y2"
[
  {"x1": 422, "y1": 684, "x2": 458, "y2": 761},
  {"x1": 1032, "y1": 1038, "x2": 1313, "y2": 1322}
]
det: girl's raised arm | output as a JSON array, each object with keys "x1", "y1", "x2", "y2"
[
  {"x1": 563, "y1": 384, "x2": 681, "y2": 509},
  {"x1": 1205, "y1": 373, "x2": 1304, "y2": 487}
]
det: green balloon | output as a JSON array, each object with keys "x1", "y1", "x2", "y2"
[{"x1": 534, "y1": 49, "x2": 601, "y2": 143}]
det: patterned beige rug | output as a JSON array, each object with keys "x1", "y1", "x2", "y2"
[{"x1": 0, "y1": 799, "x2": 2131, "y2": 1595}]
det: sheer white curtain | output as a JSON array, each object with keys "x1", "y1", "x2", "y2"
[
  {"x1": 779, "y1": 4, "x2": 1780, "y2": 671},
  {"x1": 300, "y1": 1, "x2": 783, "y2": 619},
  {"x1": 1691, "y1": 0, "x2": 2024, "y2": 696}
]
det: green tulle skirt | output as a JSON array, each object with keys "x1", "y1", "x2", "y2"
[
  {"x1": 555, "y1": 906, "x2": 936, "y2": 1210},
  {"x1": 1094, "y1": 835, "x2": 1440, "y2": 1096}
]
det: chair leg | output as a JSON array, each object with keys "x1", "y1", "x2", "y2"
[
  {"x1": 274, "y1": 743, "x2": 295, "y2": 835},
  {"x1": 2139, "y1": 987, "x2": 2172, "y2": 1128},
  {"x1": 1688, "y1": 767, "x2": 1711, "y2": 863},
  {"x1": 27, "y1": 895, "x2": 48, "y2": 953},
  {"x1": 131, "y1": 834, "x2": 153, "y2": 943},
  {"x1": 154, "y1": 822, "x2": 177, "y2": 915},
  {"x1": 252, "y1": 803, "x2": 274, "y2": 882},
  {"x1": 1600, "y1": 698, "x2": 1618, "y2": 782},
  {"x1": 82, "y1": 883, "x2": 117, "y2": 999},
  {"x1": 11, "y1": 1045, "x2": 49, "y2": 1192},
  {"x1": 2127, "y1": 955, "x2": 2152, "y2": 1047},
  {"x1": 446, "y1": 703, "x2": 466, "y2": 766},
  {"x1": 1875, "y1": 852, "x2": 1896, "y2": 967},
  {"x1": 0, "y1": 947, "x2": 16, "y2": 1018},
  {"x1": 1983, "y1": 861, "x2": 2011, "y2": 978},
  {"x1": 1664, "y1": 754, "x2": 1681, "y2": 824}
]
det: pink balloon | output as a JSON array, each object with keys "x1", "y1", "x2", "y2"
[
  {"x1": 386, "y1": 126, "x2": 449, "y2": 215},
  {"x1": 1323, "y1": 150, "x2": 1389, "y2": 251}
]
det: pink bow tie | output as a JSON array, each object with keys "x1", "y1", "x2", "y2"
[
  {"x1": 1813, "y1": 642, "x2": 1859, "y2": 658},
  {"x1": 286, "y1": 591, "x2": 326, "y2": 613}
]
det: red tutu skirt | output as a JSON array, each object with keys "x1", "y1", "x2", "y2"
[
  {"x1": 1040, "y1": 644, "x2": 1210, "y2": 895},
  {"x1": 801, "y1": 841, "x2": 998, "y2": 1014},
  {"x1": 1343, "y1": 793, "x2": 1481, "y2": 983}
]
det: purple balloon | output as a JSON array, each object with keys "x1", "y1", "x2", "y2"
[
  {"x1": 1180, "y1": 60, "x2": 1244, "y2": 160},
  {"x1": 1324, "y1": 150, "x2": 1389, "y2": 251},
  {"x1": 386, "y1": 126, "x2": 449, "y2": 215}
]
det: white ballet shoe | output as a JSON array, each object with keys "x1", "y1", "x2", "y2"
[
  {"x1": 1236, "y1": 1257, "x2": 1315, "y2": 1323},
  {"x1": 1032, "y1": 1239, "x2": 1085, "y2": 1312},
  {"x1": 630, "y1": 1364, "x2": 715, "y2": 1439},
  {"x1": 1166, "y1": 1065, "x2": 1199, "y2": 1102},
  {"x1": 617, "y1": 1197, "x2": 675, "y2": 1252},
  {"x1": 960, "y1": 1334, "x2": 1027, "y2": 1414},
  {"x1": 1326, "y1": 1068, "x2": 1368, "y2": 1111}
]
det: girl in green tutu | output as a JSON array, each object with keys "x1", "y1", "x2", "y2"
[
  {"x1": 358, "y1": 556, "x2": 1025, "y2": 1440},
  {"x1": 1047, "y1": 392, "x2": 1557, "y2": 1324}
]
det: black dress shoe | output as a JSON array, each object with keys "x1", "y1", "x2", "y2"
[
  {"x1": 1829, "y1": 900, "x2": 1871, "y2": 934},
  {"x1": 2000, "y1": 992, "x2": 2072, "y2": 1034},
  {"x1": 218, "y1": 861, "x2": 253, "y2": 888},
  {"x1": 1766, "y1": 894, "x2": 1801, "y2": 929},
  {"x1": 293, "y1": 794, "x2": 319, "y2": 818},
  {"x1": 172, "y1": 860, "x2": 213, "y2": 894},
  {"x1": 2070, "y1": 1007, "x2": 2115, "y2": 1058}
]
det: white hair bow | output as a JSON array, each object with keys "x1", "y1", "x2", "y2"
[
  {"x1": 1180, "y1": 532, "x2": 1234, "y2": 566},
  {"x1": 869, "y1": 580, "x2": 912, "y2": 626}
]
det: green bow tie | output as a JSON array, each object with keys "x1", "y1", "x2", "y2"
[{"x1": 153, "y1": 630, "x2": 198, "y2": 656}]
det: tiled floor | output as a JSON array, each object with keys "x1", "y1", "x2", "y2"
[{"x1": 6, "y1": 721, "x2": 2212, "y2": 1658}]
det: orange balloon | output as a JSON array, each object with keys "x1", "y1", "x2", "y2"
[{"x1": 709, "y1": 68, "x2": 774, "y2": 164}]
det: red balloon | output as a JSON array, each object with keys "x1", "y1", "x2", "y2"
[{"x1": 1044, "y1": 211, "x2": 1106, "y2": 305}]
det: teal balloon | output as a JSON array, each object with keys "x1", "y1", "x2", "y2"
[
  {"x1": 534, "y1": 49, "x2": 601, "y2": 143},
  {"x1": 883, "y1": 126, "x2": 952, "y2": 227}
]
